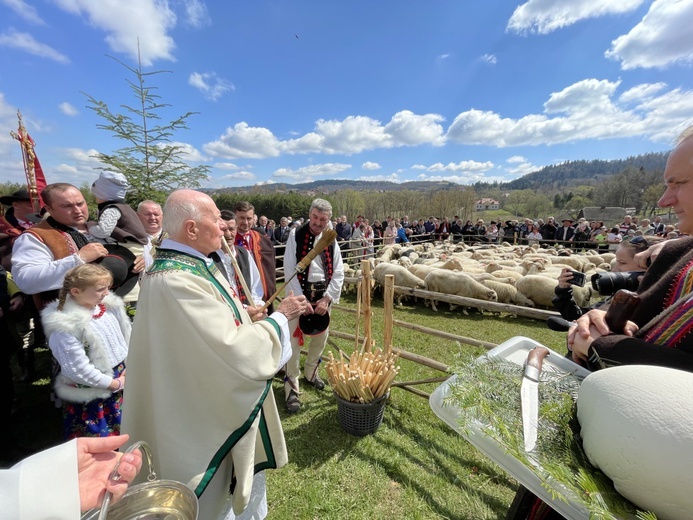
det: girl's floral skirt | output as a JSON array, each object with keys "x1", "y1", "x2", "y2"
[{"x1": 62, "y1": 362, "x2": 125, "y2": 439}]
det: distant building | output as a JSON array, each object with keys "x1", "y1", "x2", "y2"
[
  {"x1": 475, "y1": 198, "x2": 500, "y2": 211},
  {"x1": 578, "y1": 207, "x2": 628, "y2": 226}
]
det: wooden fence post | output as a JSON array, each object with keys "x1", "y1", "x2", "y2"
[
  {"x1": 361, "y1": 259, "x2": 373, "y2": 352},
  {"x1": 384, "y1": 274, "x2": 394, "y2": 355}
]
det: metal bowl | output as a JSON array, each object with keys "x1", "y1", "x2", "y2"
[
  {"x1": 82, "y1": 480, "x2": 198, "y2": 519},
  {"x1": 81, "y1": 441, "x2": 198, "y2": 520}
]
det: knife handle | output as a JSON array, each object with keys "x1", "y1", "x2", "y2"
[
  {"x1": 604, "y1": 289, "x2": 641, "y2": 333},
  {"x1": 524, "y1": 347, "x2": 550, "y2": 382}
]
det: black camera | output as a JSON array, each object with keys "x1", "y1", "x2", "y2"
[{"x1": 590, "y1": 271, "x2": 645, "y2": 296}]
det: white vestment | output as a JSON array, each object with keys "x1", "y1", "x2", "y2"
[
  {"x1": 0, "y1": 440, "x2": 80, "y2": 519},
  {"x1": 121, "y1": 240, "x2": 291, "y2": 520}
]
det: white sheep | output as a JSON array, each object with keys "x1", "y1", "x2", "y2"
[
  {"x1": 424, "y1": 270, "x2": 498, "y2": 312},
  {"x1": 481, "y1": 279, "x2": 535, "y2": 307},
  {"x1": 373, "y1": 262, "x2": 426, "y2": 305},
  {"x1": 516, "y1": 275, "x2": 592, "y2": 308}
]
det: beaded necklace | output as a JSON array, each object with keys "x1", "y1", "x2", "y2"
[{"x1": 92, "y1": 303, "x2": 106, "y2": 320}]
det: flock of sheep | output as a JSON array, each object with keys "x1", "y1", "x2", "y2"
[{"x1": 344, "y1": 241, "x2": 615, "y2": 313}]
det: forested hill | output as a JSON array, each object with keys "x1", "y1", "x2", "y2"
[
  {"x1": 209, "y1": 152, "x2": 669, "y2": 195},
  {"x1": 480, "y1": 152, "x2": 669, "y2": 191}
]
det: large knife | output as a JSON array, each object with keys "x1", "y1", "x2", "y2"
[{"x1": 520, "y1": 346, "x2": 550, "y2": 452}]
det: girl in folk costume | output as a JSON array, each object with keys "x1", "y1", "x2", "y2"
[{"x1": 41, "y1": 264, "x2": 130, "y2": 439}]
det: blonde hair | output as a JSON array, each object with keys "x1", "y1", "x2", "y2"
[{"x1": 57, "y1": 264, "x2": 113, "y2": 311}]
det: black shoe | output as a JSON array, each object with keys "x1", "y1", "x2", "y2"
[
  {"x1": 286, "y1": 390, "x2": 301, "y2": 414},
  {"x1": 305, "y1": 375, "x2": 325, "y2": 391}
]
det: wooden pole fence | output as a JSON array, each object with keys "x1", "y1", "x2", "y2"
[{"x1": 333, "y1": 305, "x2": 497, "y2": 350}]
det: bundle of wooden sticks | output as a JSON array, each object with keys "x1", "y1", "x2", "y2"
[{"x1": 325, "y1": 348, "x2": 399, "y2": 403}]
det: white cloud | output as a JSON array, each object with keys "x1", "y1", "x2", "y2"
[
  {"x1": 284, "y1": 110, "x2": 445, "y2": 155},
  {"x1": 188, "y1": 72, "x2": 234, "y2": 101},
  {"x1": 437, "y1": 53, "x2": 450, "y2": 61},
  {"x1": 362, "y1": 161, "x2": 381, "y2": 170},
  {"x1": 0, "y1": 29, "x2": 69, "y2": 63},
  {"x1": 164, "y1": 141, "x2": 208, "y2": 163},
  {"x1": 181, "y1": 0, "x2": 210, "y2": 28},
  {"x1": 384, "y1": 110, "x2": 446, "y2": 147},
  {"x1": 213, "y1": 162, "x2": 241, "y2": 171},
  {"x1": 220, "y1": 171, "x2": 254, "y2": 181},
  {"x1": 619, "y1": 82, "x2": 668, "y2": 103},
  {"x1": 357, "y1": 173, "x2": 401, "y2": 183},
  {"x1": 204, "y1": 110, "x2": 446, "y2": 159},
  {"x1": 507, "y1": 0, "x2": 645, "y2": 35},
  {"x1": 606, "y1": 0, "x2": 693, "y2": 70},
  {"x1": 481, "y1": 54, "x2": 497, "y2": 65},
  {"x1": 507, "y1": 155, "x2": 527, "y2": 164},
  {"x1": 415, "y1": 173, "x2": 494, "y2": 184},
  {"x1": 53, "y1": 0, "x2": 177, "y2": 66},
  {"x1": 1, "y1": 0, "x2": 46, "y2": 24},
  {"x1": 506, "y1": 156, "x2": 539, "y2": 176},
  {"x1": 447, "y1": 78, "x2": 693, "y2": 146},
  {"x1": 48, "y1": 148, "x2": 104, "y2": 186},
  {"x1": 424, "y1": 160, "x2": 495, "y2": 173},
  {"x1": 273, "y1": 163, "x2": 352, "y2": 181},
  {"x1": 410, "y1": 164, "x2": 427, "y2": 170},
  {"x1": 59, "y1": 102, "x2": 79, "y2": 116},
  {"x1": 204, "y1": 122, "x2": 282, "y2": 159}
]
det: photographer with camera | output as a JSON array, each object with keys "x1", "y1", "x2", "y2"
[
  {"x1": 569, "y1": 125, "x2": 693, "y2": 372},
  {"x1": 553, "y1": 237, "x2": 652, "y2": 321}
]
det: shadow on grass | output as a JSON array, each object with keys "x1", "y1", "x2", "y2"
[
  {"x1": 350, "y1": 401, "x2": 515, "y2": 518},
  {"x1": 273, "y1": 382, "x2": 362, "y2": 468}
]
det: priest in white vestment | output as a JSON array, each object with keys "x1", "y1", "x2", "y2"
[{"x1": 121, "y1": 190, "x2": 311, "y2": 520}]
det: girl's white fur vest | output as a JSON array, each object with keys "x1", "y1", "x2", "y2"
[{"x1": 41, "y1": 292, "x2": 130, "y2": 403}]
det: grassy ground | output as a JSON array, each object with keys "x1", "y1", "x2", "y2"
[
  {"x1": 6, "y1": 293, "x2": 565, "y2": 519},
  {"x1": 266, "y1": 293, "x2": 564, "y2": 519}
]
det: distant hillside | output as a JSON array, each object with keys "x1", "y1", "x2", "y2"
[
  {"x1": 208, "y1": 178, "x2": 461, "y2": 195},
  {"x1": 206, "y1": 151, "x2": 669, "y2": 195},
  {"x1": 482, "y1": 152, "x2": 669, "y2": 191}
]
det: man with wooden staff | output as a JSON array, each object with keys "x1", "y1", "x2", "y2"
[
  {"x1": 283, "y1": 198, "x2": 344, "y2": 413},
  {"x1": 217, "y1": 209, "x2": 265, "y2": 320},
  {"x1": 234, "y1": 201, "x2": 276, "y2": 312},
  {"x1": 122, "y1": 189, "x2": 312, "y2": 519}
]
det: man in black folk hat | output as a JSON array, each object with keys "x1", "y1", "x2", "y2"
[
  {"x1": 283, "y1": 198, "x2": 344, "y2": 413},
  {"x1": 0, "y1": 188, "x2": 39, "y2": 270}
]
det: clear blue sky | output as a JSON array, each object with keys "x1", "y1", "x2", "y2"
[{"x1": 1, "y1": 0, "x2": 691, "y2": 189}]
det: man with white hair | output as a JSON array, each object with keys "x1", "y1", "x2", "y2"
[
  {"x1": 121, "y1": 189, "x2": 312, "y2": 519},
  {"x1": 569, "y1": 125, "x2": 693, "y2": 371}
]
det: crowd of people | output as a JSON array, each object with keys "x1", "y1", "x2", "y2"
[
  {"x1": 0, "y1": 170, "x2": 344, "y2": 518},
  {"x1": 3, "y1": 123, "x2": 693, "y2": 518}
]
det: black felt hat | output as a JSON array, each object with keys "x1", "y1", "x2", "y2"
[
  {"x1": 0, "y1": 188, "x2": 31, "y2": 205},
  {"x1": 96, "y1": 244, "x2": 138, "y2": 297},
  {"x1": 299, "y1": 311, "x2": 330, "y2": 336}
]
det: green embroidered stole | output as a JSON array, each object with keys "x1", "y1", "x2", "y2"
[{"x1": 150, "y1": 248, "x2": 279, "y2": 498}]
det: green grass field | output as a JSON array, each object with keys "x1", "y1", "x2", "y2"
[{"x1": 7, "y1": 292, "x2": 565, "y2": 519}]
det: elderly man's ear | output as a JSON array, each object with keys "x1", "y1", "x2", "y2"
[{"x1": 185, "y1": 220, "x2": 198, "y2": 239}]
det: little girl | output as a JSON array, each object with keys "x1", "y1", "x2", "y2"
[{"x1": 41, "y1": 264, "x2": 130, "y2": 439}]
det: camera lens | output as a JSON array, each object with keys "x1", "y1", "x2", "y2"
[{"x1": 591, "y1": 271, "x2": 644, "y2": 296}]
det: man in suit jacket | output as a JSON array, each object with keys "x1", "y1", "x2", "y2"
[
  {"x1": 274, "y1": 217, "x2": 291, "y2": 245},
  {"x1": 555, "y1": 218, "x2": 575, "y2": 242}
]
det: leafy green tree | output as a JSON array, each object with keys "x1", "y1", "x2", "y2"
[
  {"x1": 641, "y1": 184, "x2": 665, "y2": 217},
  {"x1": 84, "y1": 55, "x2": 210, "y2": 203}
]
